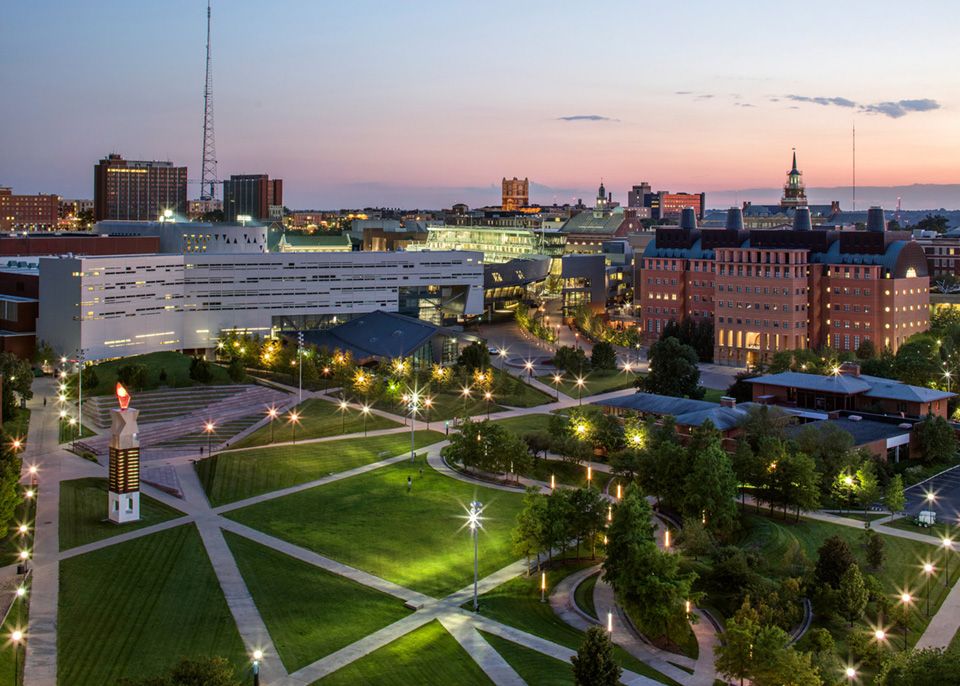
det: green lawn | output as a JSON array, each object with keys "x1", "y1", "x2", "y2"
[
  {"x1": 73, "y1": 351, "x2": 236, "y2": 396},
  {"x1": 58, "y1": 478, "x2": 185, "y2": 551},
  {"x1": 197, "y1": 431, "x2": 444, "y2": 507},
  {"x1": 0, "y1": 487, "x2": 36, "y2": 567},
  {"x1": 538, "y1": 370, "x2": 640, "y2": 399},
  {"x1": 227, "y1": 460, "x2": 525, "y2": 598},
  {"x1": 526, "y1": 459, "x2": 612, "y2": 491},
  {"x1": 481, "y1": 631, "x2": 575, "y2": 685},
  {"x1": 573, "y1": 572, "x2": 599, "y2": 621},
  {"x1": 472, "y1": 562, "x2": 680, "y2": 685},
  {"x1": 489, "y1": 414, "x2": 553, "y2": 435},
  {"x1": 700, "y1": 387, "x2": 725, "y2": 403},
  {"x1": 230, "y1": 398, "x2": 403, "y2": 449},
  {"x1": 2, "y1": 407, "x2": 30, "y2": 442},
  {"x1": 950, "y1": 625, "x2": 960, "y2": 652},
  {"x1": 58, "y1": 525, "x2": 246, "y2": 686},
  {"x1": 225, "y1": 531, "x2": 411, "y2": 672},
  {"x1": 57, "y1": 420, "x2": 95, "y2": 444},
  {"x1": 736, "y1": 511, "x2": 946, "y2": 652},
  {"x1": 316, "y1": 620, "x2": 492, "y2": 685}
]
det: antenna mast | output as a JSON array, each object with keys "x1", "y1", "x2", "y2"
[
  {"x1": 852, "y1": 123, "x2": 856, "y2": 212},
  {"x1": 200, "y1": 0, "x2": 217, "y2": 201}
]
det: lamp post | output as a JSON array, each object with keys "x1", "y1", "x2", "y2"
[
  {"x1": 361, "y1": 404, "x2": 371, "y2": 436},
  {"x1": 575, "y1": 376, "x2": 586, "y2": 406},
  {"x1": 484, "y1": 391, "x2": 492, "y2": 419},
  {"x1": 468, "y1": 500, "x2": 483, "y2": 612},
  {"x1": 844, "y1": 666, "x2": 857, "y2": 683},
  {"x1": 204, "y1": 421, "x2": 215, "y2": 457},
  {"x1": 923, "y1": 562, "x2": 935, "y2": 616},
  {"x1": 252, "y1": 649, "x2": 263, "y2": 686},
  {"x1": 899, "y1": 592, "x2": 913, "y2": 649},
  {"x1": 408, "y1": 392, "x2": 419, "y2": 462},
  {"x1": 339, "y1": 400, "x2": 349, "y2": 434},
  {"x1": 942, "y1": 536, "x2": 954, "y2": 587},
  {"x1": 27, "y1": 464, "x2": 37, "y2": 489},
  {"x1": 552, "y1": 373, "x2": 563, "y2": 401},
  {"x1": 288, "y1": 410, "x2": 300, "y2": 445},
  {"x1": 524, "y1": 360, "x2": 534, "y2": 380},
  {"x1": 423, "y1": 397, "x2": 432, "y2": 430},
  {"x1": 461, "y1": 386, "x2": 472, "y2": 416},
  {"x1": 11, "y1": 629, "x2": 22, "y2": 684},
  {"x1": 266, "y1": 406, "x2": 278, "y2": 444}
]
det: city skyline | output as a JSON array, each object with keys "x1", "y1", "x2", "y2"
[{"x1": 2, "y1": 0, "x2": 958, "y2": 208}]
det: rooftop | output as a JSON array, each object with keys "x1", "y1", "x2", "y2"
[
  {"x1": 300, "y1": 310, "x2": 443, "y2": 361},
  {"x1": 747, "y1": 371, "x2": 954, "y2": 403},
  {"x1": 787, "y1": 417, "x2": 911, "y2": 446}
]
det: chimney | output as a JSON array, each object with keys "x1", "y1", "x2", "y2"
[
  {"x1": 720, "y1": 396, "x2": 737, "y2": 408},
  {"x1": 725, "y1": 207, "x2": 744, "y2": 231},
  {"x1": 680, "y1": 207, "x2": 698, "y2": 230},
  {"x1": 793, "y1": 207, "x2": 812, "y2": 232},
  {"x1": 839, "y1": 361, "x2": 861, "y2": 377},
  {"x1": 867, "y1": 206, "x2": 886, "y2": 232}
]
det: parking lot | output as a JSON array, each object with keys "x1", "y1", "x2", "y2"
[{"x1": 904, "y1": 465, "x2": 960, "y2": 523}]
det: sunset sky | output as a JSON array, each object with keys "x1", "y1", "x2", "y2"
[{"x1": 2, "y1": 0, "x2": 958, "y2": 208}]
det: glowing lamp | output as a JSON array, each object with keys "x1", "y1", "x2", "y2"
[{"x1": 116, "y1": 382, "x2": 131, "y2": 410}]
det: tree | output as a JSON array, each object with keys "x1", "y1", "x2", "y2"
[
  {"x1": 603, "y1": 486, "x2": 656, "y2": 584},
  {"x1": 642, "y1": 337, "x2": 703, "y2": 398},
  {"x1": 522, "y1": 430, "x2": 552, "y2": 460},
  {"x1": 0, "y1": 353, "x2": 33, "y2": 421},
  {"x1": 793, "y1": 422, "x2": 856, "y2": 496},
  {"x1": 512, "y1": 486, "x2": 547, "y2": 569},
  {"x1": 815, "y1": 535, "x2": 856, "y2": 588},
  {"x1": 915, "y1": 414, "x2": 957, "y2": 464},
  {"x1": 837, "y1": 563, "x2": 869, "y2": 626},
  {"x1": 117, "y1": 363, "x2": 149, "y2": 391},
  {"x1": 885, "y1": 474, "x2": 906, "y2": 514},
  {"x1": 0, "y1": 437, "x2": 21, "y2": 540},
  {"x1": 189, "y1": 356, "x2": 213, "y2": 383},
  {"x1": 553, "y1": 345, "x2": 591, "y2": 376},
  {"x1": 683, "y1": 422, "x2": 739, "y2": 536},
  {"x1": 771, "y1": 450, "x2": 821, "y2": 521},
  {"x1": 591, "y1": 341, "x2": 617, "y2": 371},
  {"x1": 856, "y1": 339, "x2": 877, "y2": 360},
  {"x1": 714, "y1": 611, "x2": 759, "y2": 686},
  {"x1": 680, "y1": 516, "x2": 714, "y2": 561},
  {"x1": 118, "y1": 657, "x2": 240, "y2": 686},
  {"x1": 227, "y1": 357, "x2": 245, "y2": 383},
  {"x1": 457, "y1": 341, "x2": 490, "y2": 372},
  {"x1": 916, "y1": 213, "x2": 950, "y2": 234},
  {"x1": 566, "y1": 487, "x2": 607, "y2": 559},
  {"x1": 856, "y1": 459, "x2": 881, "y2": 515},
  {"x1": 864, "y1": 528, "x2": 885, "y2": 570},
  {"x1": 893, "y1": 337, "x2": 941, "y2": 387},
  {"x1": 726, "y1": 370, "x2": 760, "y2": 403},
  {"x1": 875, "y1": 647, "x2": 960, "y2": 685},
  {"x1": 572, "y1": 626, "x2": 622, "y2": 686}
]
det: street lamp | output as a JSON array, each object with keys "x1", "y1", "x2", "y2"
[
  {"x1": 467, "y1": 500, "x2": 483, "y2": 612},
  {"x1": 575, "y1": 376, "x2": 586, "y2": 405},
  {"x1": 11, "y1": 629, "x2": 23, "y2": 684},
  {"x1": 28, "y1": 464, "x2": 37, "y2": 488},
  {"x1": 423, "y1": 397, "x2": 433, "y2": 430},
  {"x1": 288, "y1": 410, "x2": 301, "y2": 445},
  {"x1": 460, "y1": 385, "x2": 472, "y2": 415},
  {"x1": 408, "y1": 391, "x2": 420, "y2": 462},
  {"x1": 361, "y1": 404, "x2": 371, "y2": 436},
  {"x1": 551, "y1": 373, "x2": 563, "y2": 401},
  {"x1": 942, "y1": 536, "x2": 954, "y2": 587},
  {"x1": 899, "y1": 591, "x2": 913, "y2": 648},
  {"x1": 17, "y1": 524, "x2": 27, "y2": 536},
  {"x1": 524, "y1": 360, "x2": 534, "y2": 380},
  {"x1": 252, "y1": 649, "x2": 263, "y2": 686},
  {"x1": 844, "y1": 666, "x2": 857, "y2": 682},
  {"x1": 266, "y1": 406, "x2": 279, "y2": 444},
  {"x1": 339, "y1": 399, "x2": 349, "y2": 434},
  {"x1": 204, "y1": 421, "x2": 216, "y2": 457},
  {"x1": 483, "y1": 391, "x2": 492, "y2": 419},
  {"x1": 923, "y1": 562, "x2": 936, "y2": 616}
]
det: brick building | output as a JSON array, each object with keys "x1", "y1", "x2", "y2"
[
  {"x1": 501, "y1": 177, "x2": 529, "y2": 211},
  {"x1": 0, "y1": 188, "x2": 60, "y2": 231},
  {"x1": 637, "y1": 206, "x2": 930, "y2": 365},
  {"x1": 94, "y1": 154, "x2": 187, "y2": 221},
  {"x1": 222, "y1": 174, "x2": 283, "y2": 222}
]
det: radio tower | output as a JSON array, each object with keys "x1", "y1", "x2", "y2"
[{"x1": 200, "y1": 0, "x2": 217, "y2": 201}]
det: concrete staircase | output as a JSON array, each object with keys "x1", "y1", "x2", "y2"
[
  {"x1": 83, "y1": 385, "x2": 253, "y2": 428},
  {"x1": 81, "y1": 385, "x2": 292, "y2": 455}
]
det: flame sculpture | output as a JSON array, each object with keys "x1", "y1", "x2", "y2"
[{"x1": 116, "y1": 382, "x2": 131, "y2": 410}]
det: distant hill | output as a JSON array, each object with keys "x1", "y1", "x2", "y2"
[{"x1": 708, "y1": 184, "x2": 960, "y2": 212}]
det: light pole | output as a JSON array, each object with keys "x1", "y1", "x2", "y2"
[
  {"x1": 204, "y1": 421, "x2": 215, "y2": 457},
  {"x1": 11, "y1": 629, "x2": 22, "y2": 684},
  {"x1": 266, "y1": 406, "x2": 278, "y2": 444},
  {"x1": 844, "y1": 666, "x2": 857, "y2": 683},
  {"x1": 408, "y1": 392, "x2": 419, "y2": 462},
  {"x1": 484, "y1": 391, "x2": 492, "y2": 419},
  {"x1": 468, "y1": 500, "x2": 483, "y2": 612},
  {"x1": 252, "y1": 649, "x2": 263, "y2": 686},
  {"x1": 297, "y1": 331, "x2": 304, "y2": 402},
  {"x1": 361, "y1": 404, "x2": 371, "y2": 436},
  {"x1": 460, "y1": 386, "x2": 472, "y2": 416},
  {"x1": 923, "y1": 562, "x2": 935, "y2": 616},
  {"x1": 899, "y1": 592, "x2": 913, "y2": 649},
  {"x1": 424, "y1": 397, "x2": 432, "y2": 430},
  {"x1": 339, "y1": 400, "x2": 349, "y2": 434},
  {"x1": 575, "y1": 376, "x2": 585, "y2": 406},
  {"x1": 551, "y1": 373, "x2": 563, "y2": 401},
  {"x1": 524, "y1": 360, "x2": 534, "y2": 381},
  {"x1": 942, "y1": 536, "x2": 954, "y2": 587},
  {"x1": 288, "y1": 410, "x2": 300, "y2": 445}
]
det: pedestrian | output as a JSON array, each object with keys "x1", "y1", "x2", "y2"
[
  {"x1": 43, "y1": 397, "x2": 47, "y2": 407},
  {"x1": 200, "y1": 446, "x2": 204, "y2": 456},
  {"x1": 407, "y1": 476, "x2": 412, "y2": 492},
  {"x1": 419, "y1": 467, "x2": 423, "y2": 478}
]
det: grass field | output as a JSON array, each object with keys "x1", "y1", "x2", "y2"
[
  {"x1": 736, "y1": 511, "x2": 946, "y2": 652},
  {"x1": 225, "y1": 531, "x2": 411, "y2": 672},
  {"x1": 230, "y1": 398, "x2": 403, "y2": 450},
  {"x1": 472, "y1": 562, "x2": 680, "y2": 685},
  {"x1": 75, "y1": 351, "x2": 236, "y2": 396},
  {"x1": 2, "y1": 407, "x2": 30, "y2": 442},
  {"x1": 58, "y1": 525, "x2": 246, "y2": 686},
  {"x1": 316, "y1": 620, "x2": 493, "y2": 685},
  {"x1": 700, "y1": 387, "x2": 725, "y2": 403},
  {"x1": 489, "y1": 414, "x2": 553, "y2": 435},
  {"x1": 0, "y1": 581, "x2": 28, "y2": 686},
  {"x1": 538, "y1": 370, "x2": 640, "y2": 399},
  {"x1": 525, "y1": 458, "x2": 612, "y2": 491},
  {"x1": 57, "y1": 420, "x2": 95, "y2": 444},
  {"x1": 227, "y1": 460, "x2": 525, "y2": 598},
  {"x1": 0, "y1": 488, "x2": 36, "y2": 567},
  {"x1": 481, "y1": 631, "x2": 575, "y2": 685},
  {"x1": 58, "y1": 477, "x2": 185, "y2": 551},
  {"x1": 197, "y1": 431, "x2": 444, "y2": 507},
  {"x1": 573, "y1": 572, "x2": 599, "y2": 621}
]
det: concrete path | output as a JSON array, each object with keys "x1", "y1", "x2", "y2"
[
  {"x1": 440, "y1": 614, "x2": 525, "y2": 686},
  {"x1": 916, "y1": 571, "x2": 960, "y2": 648}
]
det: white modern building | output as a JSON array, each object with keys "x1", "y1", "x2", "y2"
[
  {"x1": 38, "y1": 250, "x2": 484, "y2": 360},
  {"x1": 96, "y1": 220, "x2": 268, "y2": 254}
]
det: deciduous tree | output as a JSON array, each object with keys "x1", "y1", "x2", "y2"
[{"x1": 641, "y1": 337, "x2": 703, "y2": 398}]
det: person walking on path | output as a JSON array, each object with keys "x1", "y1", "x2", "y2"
[{"x1": 407, "y1": 475, "x2": 412, "y2": 492}]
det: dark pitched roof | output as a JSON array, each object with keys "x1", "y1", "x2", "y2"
[
  {"x1": 301, "y1": 310, "x2": 439, "y2": 360},
  {"x1": 595, "y1": 392, "x2": 717, "y2": 416},
  {"x1": 747, "y1": 371, "x2": 954, "y2": 403},
  {"x1": 788, "y1": 417, "x2": 911, "y2": 446}
]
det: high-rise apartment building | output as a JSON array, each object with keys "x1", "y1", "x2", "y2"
[
  {"x1": 502, "y1": 177, "x2": 529, "y2": 211},
  {"x1": 0, "y1": 188, "x2": 60, "y2": 231},
  {"x1": 625, "y1": 182, "x2": 705, "y2": 220},
  {"x1": 222, "y1": 174, "x2": 283, "y2": 222},
  {"x1": 94, "y1": 154, "x2": 187, "y2": 221},
  {"x1": 637, "y1": 207, "x2": 930, "y2": 365}
]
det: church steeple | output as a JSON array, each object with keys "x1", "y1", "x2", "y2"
[
  {"x1": 780, "y1": 148, "x2": 807, "y2": 209},
  {"x1": 790, "y1": 149, "x2": 798, "y2": 175}
]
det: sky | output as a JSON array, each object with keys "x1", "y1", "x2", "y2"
[{"x1": 1, "y1": 0, "x2": 958, "y2": 209}]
